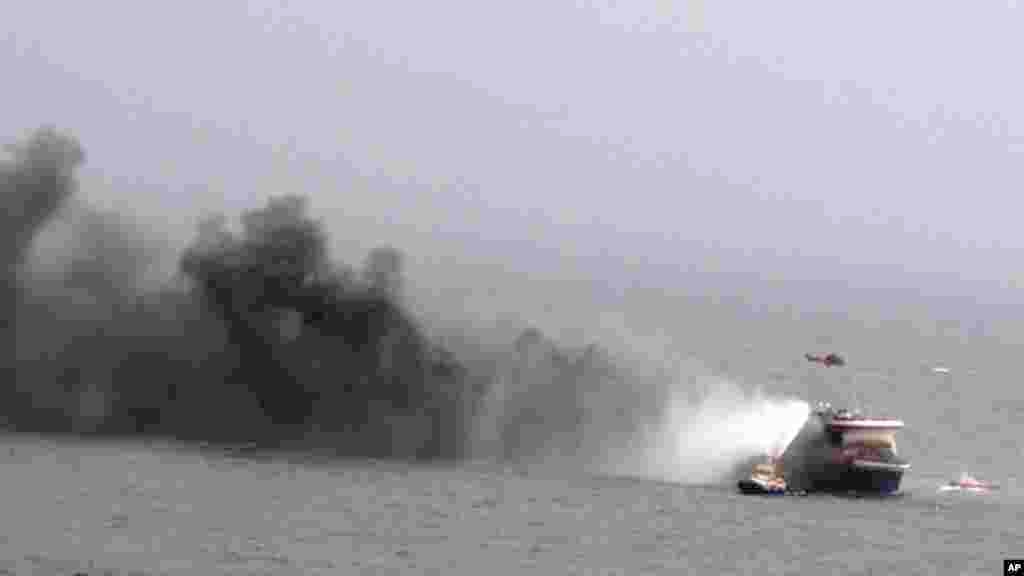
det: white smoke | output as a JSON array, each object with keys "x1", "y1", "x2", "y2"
[
  {"x1": 602, "y1": 373, "x2": 810, "y2": 485},
  {"x1": 454, "y1": 308, "x2": 811, "y2": 485},
  {"x1": 573, "y1": 318, "x2": 808, "y2": 485}
]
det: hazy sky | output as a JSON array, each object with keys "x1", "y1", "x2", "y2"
[{"x1": 4, "y1": 1, "x2": 1023, "y2": 344}]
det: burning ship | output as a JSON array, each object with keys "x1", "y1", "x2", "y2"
[{"x1": 740, "y1": 402, "x2": 910, "y2": 495}]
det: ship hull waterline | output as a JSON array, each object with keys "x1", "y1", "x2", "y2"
[{"x1": 809, "y1": 461, "x2": 909, "y2": 495}]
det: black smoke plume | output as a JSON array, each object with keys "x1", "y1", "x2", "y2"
[{"x1": 2, "y1": 126, "x2": 639, "y2": 464}]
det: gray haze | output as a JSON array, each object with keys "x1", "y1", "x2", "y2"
[{"x1": 5, "y1": 1, "x2": 1023, "y2": 357}]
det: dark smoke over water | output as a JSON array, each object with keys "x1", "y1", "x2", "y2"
[
  {"x1": 2, "y1": 126, "x2": 809, "y2": 484},
  {"x1": 3, "y1": 126, "x2": 476, "y2": 459}
]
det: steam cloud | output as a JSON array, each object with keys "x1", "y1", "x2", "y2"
[{"x1": 1, "y1": 126, "x2": 809, "y2": 485}]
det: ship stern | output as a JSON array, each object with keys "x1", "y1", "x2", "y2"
[{"x1": 778, "y1": 405, "x2": 911, "y2": 495}]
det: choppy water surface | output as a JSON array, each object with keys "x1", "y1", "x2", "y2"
[
  {"x1": 0, "y1": 430, "x2": 1019, "y2": 575},
  {"x1": 3, "y1": 336, "x2": 1023, "y2": 575}
]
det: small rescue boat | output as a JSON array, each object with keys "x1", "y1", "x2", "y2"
[
  {"x1": 737, "y1": 459, "x2": 787, "y2": 495},
  {"x1": 938, "y1": 473, "x2": 999, "y2": 494},
  {"x1": 805, "y1": 353, "x2": 845, "y2": 367}
]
